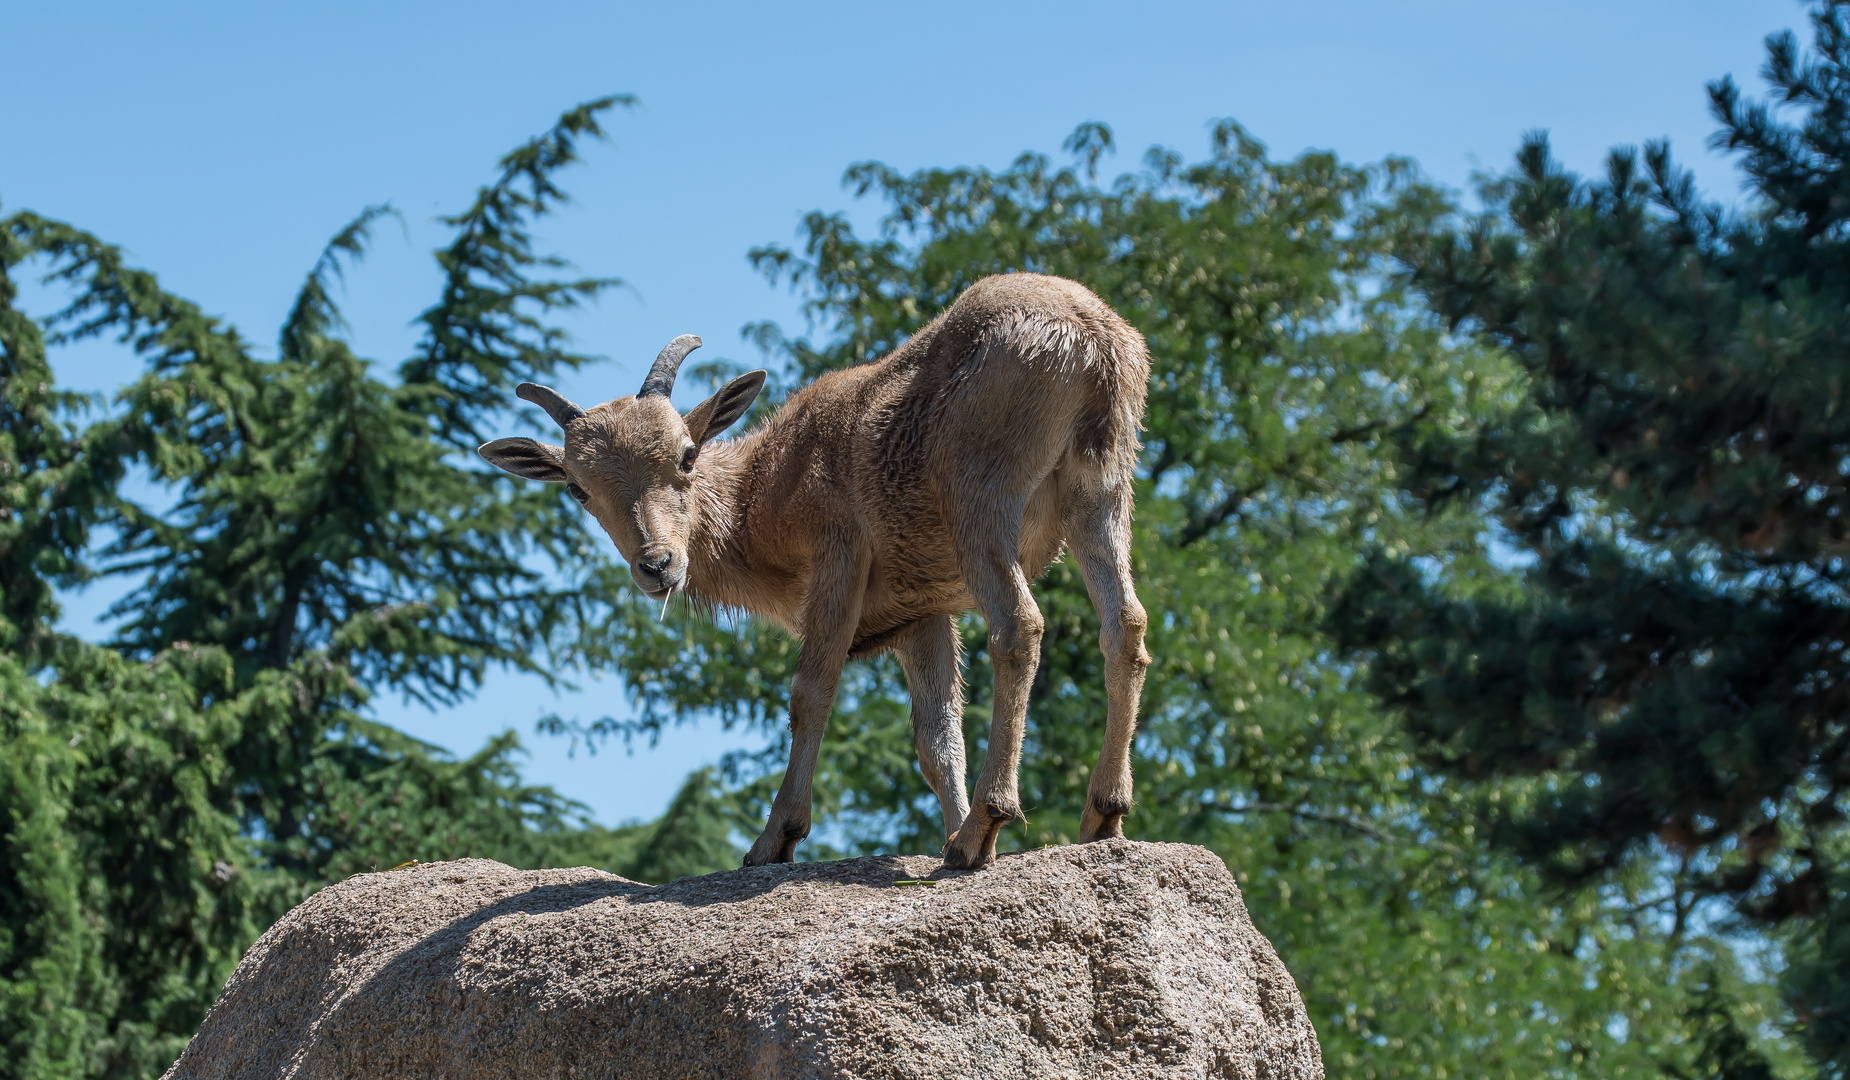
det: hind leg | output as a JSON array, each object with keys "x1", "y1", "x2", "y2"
[
  {"x1": 1063, "y1": 477, "x2": 1150, "y2": 841},
  {"x1": 893, "y1": 615, "x2": 971, "y2": 842},
  {"x1": 942, "y1": 514, "x2": 1043, "y2": 870}
]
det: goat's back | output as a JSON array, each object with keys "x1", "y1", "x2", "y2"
[
  {"x1": 880, "y1": 272, "x2": 1148, "y2": 493},
  {"x1": 846, "y1": 275, "x2": 1145, "y2": 603}
]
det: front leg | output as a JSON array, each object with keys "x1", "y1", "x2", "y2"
[{"x1": 743, "y1": 539, "x2": 869, "y2": 866}]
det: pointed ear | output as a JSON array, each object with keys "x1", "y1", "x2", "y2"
[
  {"x1": 477, "y1": 438, "x2": 568, "y2": 482},
  {"x1": 684, "y1": 370, "x2": 767, "y2": 446}
]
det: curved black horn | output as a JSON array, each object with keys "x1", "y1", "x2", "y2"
[
  {"x1": 515, "y1": 382, "x2": 586, "y2": 428},
  {"x1": 638, "y1": 334, "x2": 702, "y2": 398}
]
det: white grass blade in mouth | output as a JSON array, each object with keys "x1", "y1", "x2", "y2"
[{"x1": 659, "y1": 583, "x2": 675, "y2": 622}]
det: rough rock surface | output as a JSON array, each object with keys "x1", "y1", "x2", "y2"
[{"x1": 165, "y1": 839, "x2": 1322, "y2": 1080}]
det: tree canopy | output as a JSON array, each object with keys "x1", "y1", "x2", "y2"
[{"x1": 1336, "y1": 3, "x2": 1850, "y2": 1072}]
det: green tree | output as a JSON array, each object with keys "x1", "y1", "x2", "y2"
[
  {"x1": 0, "y1": 217, "x2": 124, "y2": 664},
  {"x1": 1334, "y1": 3, "x2": 1850, "y2": 1073},
  {"x1": 0, "y1": 100, "x2": 681, "y2": 1079}
]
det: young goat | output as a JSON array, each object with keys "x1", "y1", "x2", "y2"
[{"x1": 479, "y1": 273, "x2": 1151, "y2": 869}]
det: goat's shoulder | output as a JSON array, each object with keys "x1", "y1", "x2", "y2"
[{"x1": 740, "y1": 359, "x2": 899, "y2": 507}]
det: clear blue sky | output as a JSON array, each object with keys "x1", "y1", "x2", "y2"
[{"x1": 3, "y1": 0, "x2": 1803, "y2": 824}]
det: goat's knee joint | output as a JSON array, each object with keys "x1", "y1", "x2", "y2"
[
  {"x1": 995, "y1": 643, "x2": 1037, "y2": 669},
  {"x1": 1095, "y1": 602, "x2": 1139, "y2": 654},
  {"x1": 989, "y1": 616, "x2": 1044, "y2": 669}
]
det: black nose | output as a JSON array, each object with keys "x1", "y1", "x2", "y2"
[{"x1": 638, "y1": 554, "x2": 671, "y2": 579}]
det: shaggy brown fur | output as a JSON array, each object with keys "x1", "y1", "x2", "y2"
[{"x1": 480, "y1": 273, "x2": 1152, "y2": 869}]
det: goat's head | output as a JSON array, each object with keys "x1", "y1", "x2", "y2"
[{"x1": 476, "y1": 334, "x2": 766, "y2": 599}]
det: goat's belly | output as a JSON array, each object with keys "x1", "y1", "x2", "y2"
[
  {"x1": 862, "y1": 578, "x2": 972, "y2": 625},
  {"x1": 848, "y1": 576, "x2": 972, "y2": 657}
]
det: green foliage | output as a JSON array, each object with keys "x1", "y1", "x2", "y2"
[
  {"x1": 0, "y1": 100, "x2": 699, "y2": 1079},
  {"x1": 0, "y1": 643, "x2": 265, "y2": 1079},
  {"x1": 0, "y1": 217, "x2": 128, "y2": 663},
  {"x1": 1333, "y1": 4, "x2": 1850, "y2": 1074}
]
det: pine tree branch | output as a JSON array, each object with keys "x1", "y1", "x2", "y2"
[
  {"x1": 1330, "y1": 403, "x2": 1431, "y2": 446},
  {"x1": 1208, "y1": 800, "x2": 1466, "y2": 857},
  {"x1": 1177, "y1": 488, "x2": 1245, "y2": 547}
]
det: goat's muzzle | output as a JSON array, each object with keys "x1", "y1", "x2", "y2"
[{"x1": 632, "y1": 546, "x2": 685, "y2": 598}]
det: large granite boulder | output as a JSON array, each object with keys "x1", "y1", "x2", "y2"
[{"x1": 165, "y1": 839, "x2": 1322, "y2": 1079}]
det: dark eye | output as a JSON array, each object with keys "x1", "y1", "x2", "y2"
[
  {"x1": 566, "y1": 482, "x2": 590, "y2": 504},
  {"x1": 679, "y1": 445, "x2": 698, "y2": 473}
]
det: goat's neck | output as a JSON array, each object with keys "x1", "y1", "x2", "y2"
[{"x1": 681, "y1": 433, "x2": 772, "y2": 617}]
